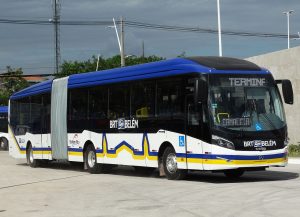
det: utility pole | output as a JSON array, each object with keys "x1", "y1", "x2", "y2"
[
  {"x1": 142, "y1": 40, "x2": 145, "y2": 58},
  {"x1": 52, "y1": 0, "x2": 61, "y2": 74},
  {"x1": 120, "y1": 17, "x2": 125, "y2": 67},
  {"x1": 217, "y1": 0, "x2": 223, "y2": 56},
  {"x1": 283, "y1": 10, "x2": 294, "y2": 49}
]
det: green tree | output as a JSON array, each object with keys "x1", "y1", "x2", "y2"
[
  {"x1": 57, "y1": 55, "x2": 164, "y2": 78},
  {"x1": 0, "y1": 66, "x2": 29, "y2": 106}
]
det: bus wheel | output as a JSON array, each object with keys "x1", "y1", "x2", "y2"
[
  {"x1": 84, "y1": 145, "x2": 101, "y2": 174},
  {"x1": 224, "y1": 169, "x2": 244, "y2": 178},
  {"x1": 26, "y1": 144, "x2": 39, "y2": 168},
  {"x1": 0, "y1": 138, "x2": 8, "y2": 150},
  {"x1": 3, "y1": 138, "x2": 8, "y2": 151},
  {"x1": 162, "y1": 146, "x2": 186, "y2": 180}
]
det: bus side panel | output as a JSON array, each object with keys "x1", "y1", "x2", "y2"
[
  {"x1": 68, "y1": 131, "x2": 89, "y2": 162},
  {"x1": 8, "y1": 130, "x2": 27, "y2": 159},
  {"x1": 104, "y1": 133, "x2": 146, "y2": 167},
  {"x1": 146, "y1": 133, "x2": 163, "y2": 168},
  {"x1": 91, "y1": 131, "x2": 104, "y2": 164},
  {"x1": 9, "y1": 133, "x2": 25, "y2": 159},
  {"x1": 41, "y1": 133, "x2": 52, "y2": 160},
  {"x1": 185, "y1": 136, "x2": 204, "y2": 170},
  {"x1": 29, "y1": 133, "x2": 43, "y2": 159},
  {"x1": 164, "y1": 130, "x2": 187, "y2": 170}
]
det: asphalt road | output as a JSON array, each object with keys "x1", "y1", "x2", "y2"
[{"x1": 0, "y1": 151, "x2": 300, "y2": 217}]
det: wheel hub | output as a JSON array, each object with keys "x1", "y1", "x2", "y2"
[
  {"x1": 166, "y1": 153, "x2": 177, "y2": 174},
  {"x1": 87, "y1": 151, "x2": 96, "y2": 168},
  {"x1": 29, "y1": 148, "x2": 34, "y2": 163}
]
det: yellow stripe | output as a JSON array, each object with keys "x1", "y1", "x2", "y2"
[
  {"x1": 99, "y1": 135, "x2": 158, "y2": 161},
  {"x1": 187, "y1": 158, "x2": 203, "y2": 164},
  {"x1": 43, "y1": 151, "x2": 52, "y2": 155},
  {"x1": 68, "y1": 151, "x2": 83, "y2": 156},
  {"x1": 198, "y1": 157, "x2": 286, "y2": 165},
  {"x1": 143, "y1": 136, "x2": 158, "y2": 161}
]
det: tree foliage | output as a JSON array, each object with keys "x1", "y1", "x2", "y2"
[
  {"x1": 0, "y1": 67, "x2": 29, "y2": 106},
  {"x1": 56, "y1": 55, "x2": 164, "y2": 78}
]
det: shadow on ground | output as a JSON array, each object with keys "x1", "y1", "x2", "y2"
[{"x1": 17, "y1": 161, "x2": 299, "y2": 183}]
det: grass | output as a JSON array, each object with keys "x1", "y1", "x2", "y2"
[{"x1": 288, "y1": 144, "x2": 300, "y2": 157}]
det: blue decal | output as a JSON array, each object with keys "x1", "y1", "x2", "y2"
[
  {"x1": 118, "y1": 118, "x2": 125, "y2": 130},
  {"x1": 179, "y1": 136, "x2": 185, "y2": 147},
  {"x1": 255, "y1": 123, "x2": 262, "y2": 131}
]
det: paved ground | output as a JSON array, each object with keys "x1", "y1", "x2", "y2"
[{"x1": 1, "y1": 151, "x2": 300, "y2": 217}]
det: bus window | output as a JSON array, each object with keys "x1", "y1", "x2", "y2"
[
  {"x1": 88, "y1": 86, "x2": 108, "y2": 120},
  {"x1": 16, "y1": 97, "x2": 30, "y2": 135},
  {"x1": 0, "y1": 112, "x2": 8, "y2": 133},
  {"x1": 68, "y1": 88, "x2": 89, "y2": 133},
  {"x1": 30, "y1": 95, "x2": 42, "y2": 134},
  {"x1": 157, "y1": 78, "x2": 183, "y2": 117},
  {"x1": 69, "y1": 88, "x2": 88, "y2": 120},
  {"x1": 42, "y1": 94, "x2": 51, "y2": 134},
  {"x1": 10, "y1": 100, "x2": 19, "y2": 133},
  {"x1": 109, "y1": 85, "x2": 130, "y2": 119},
  {"x1": 131, "y1": 81, "x2": 155, "y2": 118}
]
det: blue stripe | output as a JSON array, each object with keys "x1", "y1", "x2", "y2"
[
  {"x1": 0, "y1": 106, "x2": 8, "y2": 113},
  {"x1": 68, "y1": 148, "x2": 83, "y2": 152},
  {"x1": 176, "y1": 153, "x2": 285, "y2": 160},
  {"x1": 32, "y1": 147, "x2": 52, "y2": 151}
]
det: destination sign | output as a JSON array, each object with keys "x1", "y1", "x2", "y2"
[
  {"x1": 229, "y1": 78, "x2": 266, "y2": 87},
  {"x1": 221, "y1": 117, "x2": 251, "y2": 127}
]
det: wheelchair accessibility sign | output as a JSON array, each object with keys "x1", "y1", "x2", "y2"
[{"x1": 179, "y1": 136, "x2": 185, "y2": 147}]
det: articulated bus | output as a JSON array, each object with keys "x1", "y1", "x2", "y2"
[
  {"x1": 0, "y1": 106, "x2": 9, "y2": 150},
  {"x1": 8, "y1": 57, "x2": 293, "y2": 179}
]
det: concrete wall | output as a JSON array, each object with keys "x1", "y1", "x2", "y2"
[{"x1": 246, "y1": 46, "x2": 300, "y2": 144}]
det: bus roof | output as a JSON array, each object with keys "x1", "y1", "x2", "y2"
[
  {"x1": 10, "y1": 56, "x2": 268, "y2": 100},
  {"x1": 0, "y1": 106, "x2": 8, "y2": 113}
]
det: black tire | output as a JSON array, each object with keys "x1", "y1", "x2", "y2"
[
  {"x1": 26, "y1": 144, "x2": 40, "y2": 168},
  {"x1": 162, "y1": 146, "x2": 187, "y2": 180},
  {"x1": 224, "y1": 169, "x2": 244, "y2": 178},
  {"x1": 134, "y1": 166, "x2": 155, "y2": 176},
  {"x1": 84, "y1": 145, "x2": 102, "y2": 174}
]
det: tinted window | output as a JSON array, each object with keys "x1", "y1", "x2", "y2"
[
  {"x1": 157, "y1": 78, "x2": 184, "y2": 117},
  {"x1": 0, "y1": 112, "x2": 8, "y2": 133},
  {"x1": 89, "y1": 86, "x2": 108, "y2": 120},
  {"x1": 42, "y1": 94, "x2": 51, "y2": 134},
  {"x1": 30, "y1": 95, "x2": 42, "y2": 134},
  {"x1": 131, "y1": 81, "x2": 155, "y2": 118},
  {"x1": 68, "y1": 88, "x2": 89, "y2": 133},
  {"x1": 69, "y1": 88, "x2": 88, "y2": 120},
  {"x1": 109, "y1": 85, "x2": 130, "y2": 119},
  {"x1": 15, "y1": 97, "x2": 30, "y2": 135}
]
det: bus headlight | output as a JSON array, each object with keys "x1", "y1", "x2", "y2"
[{"x1": 212, "y1": 135, "x2": 235, "y2": 150}]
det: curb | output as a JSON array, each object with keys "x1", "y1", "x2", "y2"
[{"x1": 288, "y1": 158, "x2": 300, "y2": 165}]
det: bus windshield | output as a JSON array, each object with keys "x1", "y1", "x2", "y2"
[{"x1": 209, "y1": 74, "x2": 286, "y2": 132}]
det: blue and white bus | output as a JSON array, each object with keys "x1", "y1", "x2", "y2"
[
  {"x1": 8, "y1": 57, "x2": 293, "y2": 179},
  {"x1": 0, "y1": 106, "x2": 9, "y2": 150}
]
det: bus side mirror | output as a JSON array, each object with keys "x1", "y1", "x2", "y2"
[
  {"x1": 276, "y1": 79, "x2": 293, "y2": 104},
  {"x1": 195, "y1": 79, "x2": 208, "y2": 104}
]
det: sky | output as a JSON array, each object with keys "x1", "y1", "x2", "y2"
[{"x1": 0, "y1": 0, "x2": 300, "y2": 75}]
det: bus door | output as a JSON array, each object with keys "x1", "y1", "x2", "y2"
[
  {"x1": 185, "y1": 94, "x2": 204, "y2": 170},
  {"x1": 185, "y1": 77, "x2": 210, "y2": 170}
]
